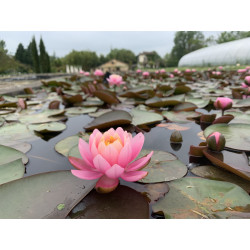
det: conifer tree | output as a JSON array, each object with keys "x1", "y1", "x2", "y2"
[
  {"x1": 15, "y1": 43, "x2": 26, "y2": 63},
  {"x1": 39, "y1": 38, "x2": 47, "y2": 73},
  {"x1": 31, "y1": 36, "x2": 40, "y2": 73}
]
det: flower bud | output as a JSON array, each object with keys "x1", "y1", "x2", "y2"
[
  {"x1": 170, "y1": 130, "x2": 183, "y2": 143},
  {"x1": 206, "y1": 132, "x2": 225, "y2": 151},
  {"x1": 214, "y1": 97, "x2": 233, "y2": 111}
]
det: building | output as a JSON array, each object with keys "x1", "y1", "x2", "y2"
[
  {"x1": 98, "y1": 59, "x2": 129, "y2": 72},
  {"x1": 137, "y1": 52, "x2": 159, "y2": 68},
  {"x1": 178, "y1": 37, "x2": 250, "y2": 67}
]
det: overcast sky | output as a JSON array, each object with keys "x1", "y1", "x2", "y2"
[{"x1": 0, "y1": 31, "x2": 221, "y2": 58}]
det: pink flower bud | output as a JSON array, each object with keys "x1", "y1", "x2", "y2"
[{"x1": 206, "y1": 132, "x2": 226, "y2": 151}]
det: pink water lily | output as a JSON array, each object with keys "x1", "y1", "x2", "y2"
[
  {"x1": 142, "y1": 71, "x2": 150, "y2": 77},
  {"x1": 94, "y1": 69, "x2": 104, "y2": 76},
  {"x1": 84, "y1": 72, "x2": 90, "y2": 76},
  {"x1": 160, "y1": 69, "x2": 166, "y2": 73},
  {"x1": 218, "y1": 66, "x2": 223, "y2": 70},
  {"x1": 79, "y1": 70, "x2": 84, "y2": 74},
  {"x1": 238, "y1": 69, "x2": 247, "y2": 73},
  {"x1": 69, "y1": 127, "x2": 153, "y2": 193},
  {"x1": 244, "y1": 76, "x2": 250, "y2": 85},
  {"x1": 107, "y1": 74, "x2": 125, "y2": 86},
  {"x1": 207, "y1": 132, "x2": 225, "y2": 151},
  {"x1": 214, "y1": 97, "x2": 233, "y2": 115},
  {"x1": 169, "y1": 74, "x2": 174, "y2": 78},
  {"x1": 136, "y1": 69, "x2": 142, "y2": 73}
]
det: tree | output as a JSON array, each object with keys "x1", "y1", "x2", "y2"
[
  {"x1": 63, "y1": 50, "x2": 99, "y2": 71},
  {"x1": 167, "y1": 31, "x2": 206, "y2": 66},
  {"x1": 31, "y1": 36, "x2": 40, "y2": 73},
  {"x1": 15, "y1": 43, "x2": 26, "y2": 63},
  {"x1": 106, "y1": 49, "x2": 136, "y2": 66},
  {"x1": 216, "y1": 31, "x2": 250, "y2": 44},
  {"x1": 0, "y1": 39, "x2": 8, "y2": 54},
  {"x1": 99, "y1": 54, "x2": 108, "y2": 65},
  {"x1": 39, "y1": 38, "x2": 47, "y2": 73}
]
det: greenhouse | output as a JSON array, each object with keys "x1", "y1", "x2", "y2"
[{"x1": 178, "y1": 37, "x2": 250, "y2": 67}]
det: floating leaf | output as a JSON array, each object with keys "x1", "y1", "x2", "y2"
[
  {"x1": 120, "y1": 86, "x2": 155, "y2": 99},
  {"x1": 145, "y1": 94, "x2": 185, "y2": 107},
  {"x1": 173, "y1": 102, "x2": 198, "y2": 112},
  {"x1": 174, "y1": 85, "x2": 191, "y2": 95},
  {"x1": 0, "y1": 117, "x2": 4, "y2": 127},
  {"x1": 68, "y1": 185, "x2": 149, "y2": 219},
  {"x1": 65, "y1": 107, "x2": 98, "y2": 116},
  {"x1": 162, "y1": 111, "x2": 201, "y2": 123},
  {"x1": 152, "y1": 177, "x2": 250, "y2": 219},
  {"x1": 88, "y1": 109, "x2": 112, "y2": 118},
  {"x1": 234, "y1": 98, "x2": 250, "y2": 108},
  {"x1": 28, "y1": 122, "x2": 66, "y2": 133},
  {"x1": 204, "y1": 123, "x2": 250, "y2": 151},
  {"x1": 185, "y1": 98, "x2": 210, "y2": 108},
  {"x1": 0, "y1": 141, "x2": 31, "y2": 154},
  {"x1": 0, "y1": 159, "x2": 25, "y2": 185},
  {"x1": 131, "y1": 109, "x2": 163, "y2": 126},
  {"x1": 203, "y1": 148, "x2": 250, "y2": 181},
  {"x1": 85, "y1": 110, "x2": 132, "y2": 131},
  {"x1": 191, "y1": 165, "x2": 250, "y2": 193},
  {"x1": 0, "y1": 171, "x2": 96, "y2": 219},
  {"x1": 157, "y1": 123, "x2": 190, "y2": 131},
  {"x1": 0, "y1": 145, "x2": 28, "y2": 165},
  {"x1": 94, "y1": 89, "x2": 120, "y2": 104},
  {"x1": 138, "y1": 150, "x2": 187, "y2": 183}
]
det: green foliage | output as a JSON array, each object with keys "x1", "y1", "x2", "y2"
[
  {"x1": 39, "y1": 38, "x2": 51, "y2": 73},
  {"x1": 0, "y1": 40, "x2": 8, "y2": 54},
  {"x1": 15, "y1": 43, "x2": 26, "y2": 63},
  {"x1": 106, "y1": 48, "x2": 136, "y2": 66},
  {"x1": 63, "y1": 50, "x2": 99, "y2": 71},
  {"x1": 31, "y1": 37, "x2": 40, "y2": 73},
  {"x1": 167, "y1": 31, "x2": 206, "y2": 67},
  {"x1": 99, "y1": 54, "x2": 108, "y2": 65},
  {"x1": 216, "y1": 31, "x2": 250, "y2": 44}
]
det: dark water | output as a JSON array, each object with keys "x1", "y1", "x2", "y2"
[{"x1": 24, "y1": 114, "x2": 205, "y2": 218}]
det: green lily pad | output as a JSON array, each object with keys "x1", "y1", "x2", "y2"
[
  {"x1": 0, "y1": 117, "x2": 4, "y2": 127},
  {"x1": 185, "y1": 98, "x2": 210, "y2": 108},
  {"x1": 120, "y1": 86, "x2": 155, "y2": 99},
  {"x1": 152, "y1": 177, "x2": 250, "y2": 219},
  {"x1": 173, "y1": 102, "x2": 198, "y2": 112},
  {"x1": 138, "y1": 150, "x2": 187, "y2": 183},
  {"x1": 234, "y1": 98, "x2": 250, "y2": 108},
  {"x1": 55, "y1": 133, "x2": 90, "y2": 157},
  {"x1": 224, "y1": 111, "x2": 250, "y2": 124},
  {"x1": 68, "y1": 185, "x2": 149, "y2": 219},
  {"x1": 28, "y1": 122, "x2": 66, "y2": 133},
  {"x1": 0, "y1": 141, "x2": 31, "y2": 154},
  {"x1": 65, "y1": 107, "x2": 98, "y2": 116},
  {"x1": 0, "y1": 145, "x2": 28, "y2": 165},
  {"x1": 162, "y1": 111, "x2": 201, "y2": 123},
  {"x1": 145, "y1": 94, "x2": 185, "y2": 108},
  {"x1": 0, "y1": 159, "x2": 25, "y2": 185},
  {"x1": 191, "y1": 165, "x2": 250, "y2": 193},
  {"x1": 204, "y1": 123, "x2": 250, "y2": 151},
  {"x1": 0, "y1": 171, "x2": 96, "y2": 219},
  {"x1": 88, "y1": 109, "x2": 112, "y2": 118},
  {"x1": 85, "y1": 110, "x2": 132, "y2": 131},
  {"x1": 131, "y1": 109, "x2": 163, "y2": 126}
]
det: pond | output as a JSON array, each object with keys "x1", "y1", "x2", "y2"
[{"x1": 0, "y1": 69, "x2": 250, "y2": 219}]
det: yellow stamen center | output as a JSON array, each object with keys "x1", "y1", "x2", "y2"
[{"x1": 105, "y1": 136, "x2": 117, "y2": 145}]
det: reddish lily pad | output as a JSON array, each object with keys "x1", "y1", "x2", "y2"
[
  {"x1": 152, "y1": 177, "x2": 250, "y2": 219},
  {"x1": 94, "y1": 89, "x2": 120, "y2": 104},
  {"x1": 0, "y1": 171, "x2": 96, "y2": 219},
  {"x1": 68, "y1": 185, "x2": 149, "y2": 219}
]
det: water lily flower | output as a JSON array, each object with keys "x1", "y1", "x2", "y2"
[
  {"x1": 185, "y1": 69, "x2": 191, "y2": 73},
  {"x1": 84, "y1": 72, "x2": 90, "y2": 76},
  {"x1": 69, "y1": 127, "x2": 153, "y2": 193},
  {"x1": 218, "y1": 66, "x2": 223, "y2": 70},
  {"x1": 155, "y1": 70, "x2": 159, "y2": 74},
  {"x1": 238, "y1": 69, "x2": 247, "y2": 73},
  {"x1": 107, "y1": 74, "x2": 125, "y2": 86},
  {"x1": 94, "y1": 69, "x2": 104, "y2": 76},
  {"x1": 241, "y1": 82, "x2": 248, "y2": 88},
  {"x1": 169, "y1": 74, "x2": 174, "y2": 78},
  {"x1": 160, "y1": 69, "x2": 166, "y2": 73},
  {"x1": 214, "y1": 97, "x2": 233, "y2": 115},
  {"x1": 192, "y1": 69, "x2": 196, "y2": 72},
  {"x1": 136, "y1": 69, "x2": 142, "y2": 73},
  {"x1": 206, "y1": 132, "x2": 225, "y2": 151},
  {"x1": 174, "y1": 68, "x2": 178, "y2": 72},
  {"x1": 79, "y1": 70, "x2": 84, "y2": 74},
  {"x1": 244, "y1": 76, "x2": 250, "y2": 85},
  {"x1": 142, "y1": 71, "x2": 150, "y2": 77},
  {"x1": 245, "y1": 66, "x2": 250, "y2": 70}
]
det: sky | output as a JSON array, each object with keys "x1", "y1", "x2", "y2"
[{"x1": 0, "y1": 31, "x2": 221, "y2": 58}]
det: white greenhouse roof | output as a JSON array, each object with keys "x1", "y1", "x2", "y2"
[{"x1": 178, "y1": 37, "x2": 250, "y2": 67}]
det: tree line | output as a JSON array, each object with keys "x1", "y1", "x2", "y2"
[{"x1": 1, "y1": 31, "x2": 250, "y2": 74}]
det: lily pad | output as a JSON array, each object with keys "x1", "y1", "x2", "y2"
[
  {"x1": 68, "y1": 185, "x2": 149, "y2": 219},
  {"x1": 94, "y1": 89, "x2": 120, "y2": 104},
  {"x1": 234, "y1": 98, "x2": 250, "y2": 108},
  {"x1": 191, "y1": 165, "x2": 250, "y2": 193},
  {"x1": 0, "y1": 145, "x2": 28, "y2": 165},
  {"x1": 55, "y1": 133, "x2": 90, "y2": 157},
  {"x1": 85, "y1": 110, "x2": 132, "y2": 131},
  {"x1": 88, "y1": 109, "x2": 112, "y2": 118},
  {"x1": 145, "y1": 94, "x2": 185, "y2": 107},
  {"x1": 138, "y1": 150, "x2": 187, "y2": 183},
  {"x1": 131, "y1": 109, "x2": 163, "y2": 126},
  {"x1": 203, "y1": 148, "x2": 250, "y2": 181},
  {"x1": 173, "y1": 102, "x2": 198, "y2": 112},
  {"x1": 28, "y1": 122, "x2": 66, "y2": 133},
  {"x1": 152, "y1": 177, "x2": 250, "y2": 219},
  {"x1": 65, "y1": 107, "x2": 98, "y2": 116},
  {"x1": 185, "y1": 98, "x2": 210, "y2": 108},
  {"x1": 0, "y1": 141, "x2": 31, "y2": 154},
  {"x1": 0, "y1": 171, "x2": 96, "y2": 219},
  {"x1": 204, "y1": 123, "x2": 250, "y2": 151},
  {"x1": 162, "y1": 111, "x2": 201, "y2": 123},
  {"x1": 0, "y1": 159, "x2": 25, "y2": 185},
  {"x1": 0, "y1": 117, "x2": 4, "y2": 127}
]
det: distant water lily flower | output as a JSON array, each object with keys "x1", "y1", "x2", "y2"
[
  {"x1": 241, "y1": 82, "x2": 248, "y2": 88},
  {"x1": 244, "y1": 76, "x2": 250, "y2": 85},
  {"x1": 206, "y1": 132, "x2": 225, "y2": 152},
  {"x1": 107, "y1": 74, "x2": 125, "y2": 86},
  {"x1": 169, "y1": 74, "x2": 174, "y2": 78},
  {"x1": 79, "y1": 70, "x2": 84, "y2": 74},
  {"x1": 185, "y1": 69, "x2": 191, "y2": 73},
  {"x1": 246, "y1": 66, "x2": 250, "y2": 70},
  {"x1": 218, "y1": 66, "x2": 223, "y2": 70},
  {"x1": 142, "y1": 71, "x2": 150, "y2": 77},
  {"x1": 214, "y1": 97, "x2": 233, "y2": 115},
  {"x1": 238, "y1": 69, "x2": 247, "y2": 73},
  {"x1": 94, "y1": 69, "x2": 104, "y2": 76},
  {"x1": 160, "y1": 69, "x2": 166, "y2": 73},
  {"x1": 136, "y1": 69, "x2": 142, "y2": 73},
  {"x1": 84, "y1": 72, "x2": 90, "y2": 76},
  {"x1": 192, "y1": 69, "x2": 196, "y2": 72},
  {"x1": 69, "y1": 128, "x2": 153, "y2": 193},
  {"x1": 155, "y1": 70, "x2": 159, "y2": 74}
]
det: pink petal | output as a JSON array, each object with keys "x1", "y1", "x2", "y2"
[
  {"x1": 68, "y1": 156, "x2": 93, "y2": 170},
  {"x1": 89, "y1": 129, "x2": 102, "y2": 148},
  {"x1": 71, "y1": 169, "x2": 103, "y2": 180},
  {"x1": 121, "y1": 171, "x2": 148, "y2": 182},
  {"x1": 117, "y1": 142, "x2": 132, "y2": 167},
  {"x1": 115, "y1": 127, "x2": 125, "y2": 144},
  {"x1": 78, "y1": 138, "x2": 93, "y2": 166},
  {"x1": 105, "y1": 164, "x2": 124, "y2": 179},
  {"x1": 130, "y1": 132, "x2": 144, "y2": 161},
  {"x1": 93, "y1": 154, "x2": 111, "y2": 173},
  {"x1": 95, "y1": 175, "x2": 119, "y2": 193},
  {"x1": 126, "y1": 151, "x2": 153, "y2": 172},
  {"x1": 90, "y1": 141, "x2": 99, "y2": 158},
  {"x1": 100, "y1": 144, "x2": 119, "y2": 166}
]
